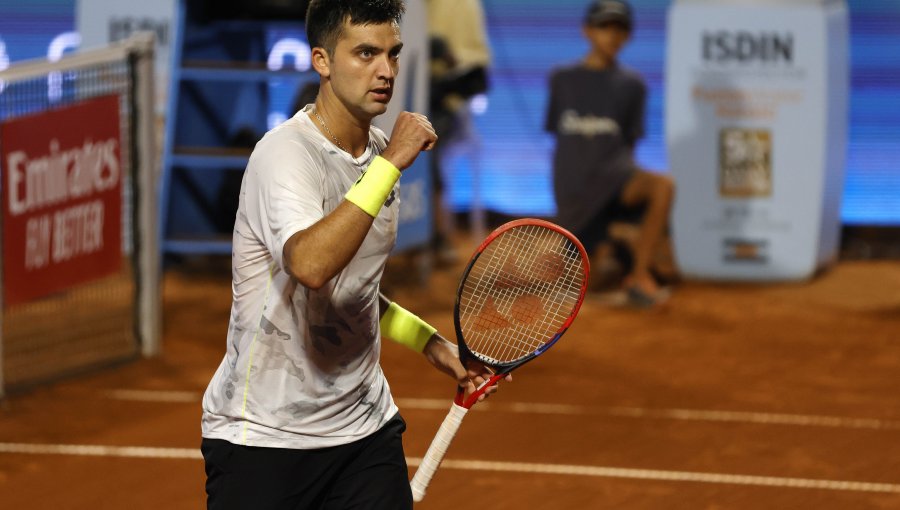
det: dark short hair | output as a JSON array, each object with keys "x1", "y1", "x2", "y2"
[
  {"x1": 584, "y1": 0, "x2": 633, "y2": 32},
  {"x1": 306, "y1": 0, "x2": 406, "y2": 55}
]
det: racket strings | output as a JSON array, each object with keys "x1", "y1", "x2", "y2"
[
  {"x1": 463, "y1": 240, "x2": 581, "y2": 362},
  {"x1": 459, "y1": 225, "x2": 586, "y2": 364}
]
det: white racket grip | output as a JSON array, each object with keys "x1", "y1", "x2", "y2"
[{"x1": 410, "y1": 402, "x2": 469, "y2": 502}]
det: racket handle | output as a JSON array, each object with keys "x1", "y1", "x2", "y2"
[{"x1": 410, "y1": 402, "x2": 469, "y2": 502}]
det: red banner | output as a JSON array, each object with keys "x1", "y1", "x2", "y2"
[{"x1": 1, "y1": 94, "x2": 123, "y2": 307}]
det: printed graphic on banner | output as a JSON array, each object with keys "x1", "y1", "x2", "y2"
[
  {"x1": 719, "y1": 127, "x2": 772, "y2": 197},
  {"x1": 1, "y1": 94, "x2": 122, "y2": 307},
  {"x1": 722, "y1": 238, "x2": 769, "y2": 264}
]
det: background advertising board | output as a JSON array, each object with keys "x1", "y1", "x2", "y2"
[
  {"x1": 666, "y1": 0, "x2": 849, "y2": 281},
  {"x1": 1, "y1": 94, "x2": 123, "y2": 306},
  {"x1": 375, "y1": 0, "x2": 432, "y2": 251},
  {"x1": 76, "y1": 0, "x2": 176, "y2": 114}
]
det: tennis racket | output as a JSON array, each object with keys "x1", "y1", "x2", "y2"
[{"x1": 409, "y1": 218, "x2": 590, "y2": 502}]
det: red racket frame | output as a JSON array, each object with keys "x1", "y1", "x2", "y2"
[{"x1": 452, "y1": 218, "x2": 590, "y2": 408}]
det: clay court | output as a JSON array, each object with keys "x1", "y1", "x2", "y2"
[{"x1": 1, "y1": 234, "x2": 899, "y2": 510}]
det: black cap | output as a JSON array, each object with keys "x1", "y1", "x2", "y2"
[{"x1": 584, "y1": 0, "x2": 633, "y2": 31}]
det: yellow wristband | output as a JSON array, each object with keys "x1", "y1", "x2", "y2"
[
  {"x1": 380, "y1": 301, "x2": 436, "y2": 353},
  {"x1": 344, "y1": 156, "x2": 400, "y2": 217}
]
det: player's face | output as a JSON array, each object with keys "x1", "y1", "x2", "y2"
[
  {"x1": 584, "y1": 22, "x2": 631, "y2": 61},
  {"x1": 328, "y1": 20, "x2": 402, "y2": 120}
]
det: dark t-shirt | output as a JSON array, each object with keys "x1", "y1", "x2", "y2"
[{"x1": 545, "y1": 62, "x2": 646, "y2": 234}]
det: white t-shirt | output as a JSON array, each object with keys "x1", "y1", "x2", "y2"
[{"x1": 201, "y1": 105, "x2": 401, "y2": 449}]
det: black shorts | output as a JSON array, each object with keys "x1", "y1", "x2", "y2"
[
  {"x1": 202, "y1": 413, "x2": 412, "y2": 510},
  {"x1": 573, "y1": 198, "x2": 646, "y2": 254}
]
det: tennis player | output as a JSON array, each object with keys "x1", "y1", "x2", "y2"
[{"x1": 200, "y1": 1, "x2": 500, "y2": 508}]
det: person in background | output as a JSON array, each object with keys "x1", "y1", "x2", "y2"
[
  {"x1": 200, "y1": 2, "x2": 504, "y2": 509},
  {"x1": 545, "y1": 0, "x2": 675, "y2": 307},
  {"x1": 426, "y1": 0, "x2": 492, "y2": 264}
]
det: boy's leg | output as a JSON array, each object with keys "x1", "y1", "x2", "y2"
[
  {"x1": 617, "y1": 169, "x2": 675, "y2": 297},
  {"x1": 572, "y1": 210, "x2": 617, "y2": 291}
]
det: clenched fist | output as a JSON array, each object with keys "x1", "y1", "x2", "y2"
[{"x1": 380, "y1": 112, "x2": 437, "y2": 171}]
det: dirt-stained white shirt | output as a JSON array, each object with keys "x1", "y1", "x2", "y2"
[{"x1": 202, "y1": 105, "x2": 400, "y2": 449}]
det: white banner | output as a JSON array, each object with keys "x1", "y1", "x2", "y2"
[
  {"x1": 665, "y1": 0, "x2": 848, "y2": 281},
  {"x1": 376, "y1": 0, "x2": 433, "y2": 251},
  {"x1": 375, "y1": 0, "x2": 429, "y2": 128},
  {"x1": 76, "y1": 0, "x2": 177, "y2": 114}
]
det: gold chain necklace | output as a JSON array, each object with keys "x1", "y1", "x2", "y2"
[{"x1": 312, "y1": 108, "x2": 349, "y2": 154}]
